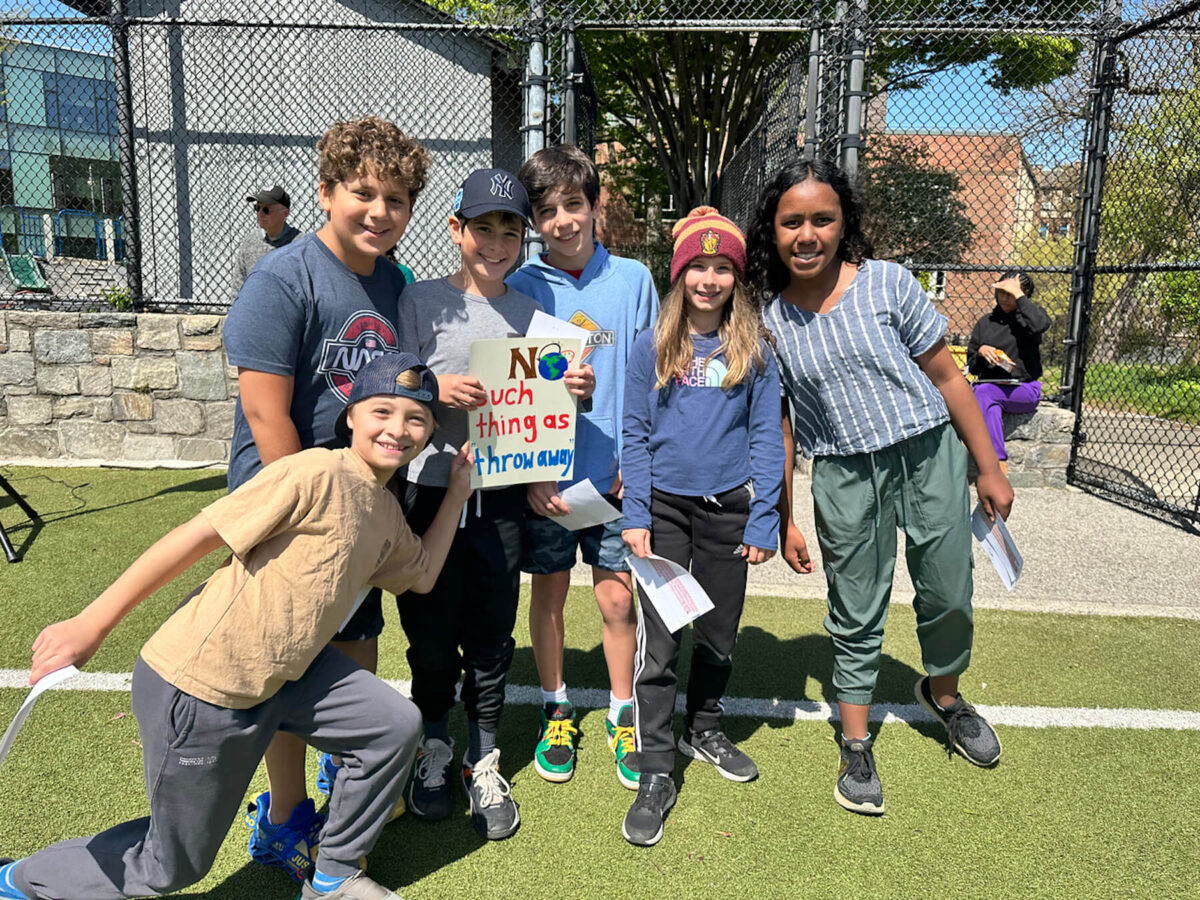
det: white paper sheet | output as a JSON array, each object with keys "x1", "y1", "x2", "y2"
[
  {"x1": 971, "y1": 503, "x2": 1024, "y2": 590},
  {"x1": 549, "y1": 479, "x2": 622, "y2": 532},
  {"x1": 525, "y1": 310, "x2": 592, "y2": 343},
  {"x1": 0, "y1": 665, "x2": 80, "y2": 767},
  {"x1": 627, "y1": 554, "x2": 715, "y2": 633}
]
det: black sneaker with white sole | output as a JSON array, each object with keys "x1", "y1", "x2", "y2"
[
  {"x1": 622, "y1": 773, "x2": 677, "y2": 846},
  {"x1": 915, "y1": 676, "x2": 1002, "y2": 767},
  {"x1": 835, "y1": 735, "x2": 884, "y2": 815},
  {"x1": 461, "y1": 748, "x2": 520, "y2": 840},
  {"x1": 677, "y1": 727, "x2": 759, "y2": 782},
  {"x1": 407, "y1": 736, "x2": 455, "y2": 821}
]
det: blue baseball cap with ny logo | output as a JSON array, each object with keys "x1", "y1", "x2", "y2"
[{"x1": 451, "y1": 167, "x2": 531, "y2": 225}]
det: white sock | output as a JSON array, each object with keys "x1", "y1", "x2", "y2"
[
  {"x1": 608, "y1": 692, "x2": 632, "y2": 725},
  {"x1": 541, "y1": 682, "x2": 569, "y2": 705}
]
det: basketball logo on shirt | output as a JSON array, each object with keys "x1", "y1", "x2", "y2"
[{"x1": 319, "y1": 311, "x2": 399, "y2": 402}]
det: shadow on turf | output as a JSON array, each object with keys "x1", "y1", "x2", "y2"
[{"x1": 716, "y1": 626, "x2": 950, "y2": 752}]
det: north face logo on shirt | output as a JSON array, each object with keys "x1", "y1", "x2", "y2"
[{"x1": 319, "y1": 311, "x2": 399, "y2": 401}]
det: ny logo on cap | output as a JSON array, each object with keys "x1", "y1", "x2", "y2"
[
  {"x1": 700, "y1": 229, "x2": 722, "y2": 255},
  {"x1": 491, "y1": 173, "x2": 514, "y2": 199}
]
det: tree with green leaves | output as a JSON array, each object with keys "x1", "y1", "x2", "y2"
[
  {"x1": 426, "y1": 0, "x2": 1090, "y2": 212},
  {"x1": 859, "y1": 138, "x2": 975, "y2": 264}
]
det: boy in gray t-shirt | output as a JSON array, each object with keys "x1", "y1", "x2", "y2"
[{"x1": 393, "y1": 168, "x2": 594, "y2": 843}]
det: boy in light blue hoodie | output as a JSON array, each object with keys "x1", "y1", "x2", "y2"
[{"x1": 507, "y1": 144, "x2": 658, "y2": 790}]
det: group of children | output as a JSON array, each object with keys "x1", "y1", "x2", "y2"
[{"x1": 0, "y1": 118, "x2": 1014, "y2": 899}]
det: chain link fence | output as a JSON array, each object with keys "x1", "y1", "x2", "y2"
[
  {"x1": 1066, "y1": 1, "x2": 1200, "y2": 526},
  {"x1": 0, "y1": 0, "x2": 1195, "y2": 523},
  {"x1": 0, "y1": 0, "x2": 531, "y2": 312}
]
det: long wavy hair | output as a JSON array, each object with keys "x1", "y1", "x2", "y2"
[
  {"x1": 745, "y1": 159, "x2": 873, "y2": 304},
  {"x1": 654, "y1": 269, "x2": 767, "y2": 391}
]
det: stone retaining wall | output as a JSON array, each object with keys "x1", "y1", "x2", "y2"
[
  {"x1": 0, "y1": 311, "x2": 236, "y2": 463},
  {"x1": 988, "y1": 403, "x2": 1075, "y2": 487}
]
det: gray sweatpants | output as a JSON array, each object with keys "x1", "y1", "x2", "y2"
[{"x1": 14, "y1": 648, "x2": 421, "y2": 899}]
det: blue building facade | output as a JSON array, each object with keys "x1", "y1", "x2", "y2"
[{"x1": 0, "y1": 39, "x2": 121, "y2": 260}]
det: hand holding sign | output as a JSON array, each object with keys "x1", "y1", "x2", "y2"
[
  {"x1": 438, "y1": 374, "x2": 488, "y2": 410},
  {"x1": 468, "y1": 337, "x2": 581, "y2": 489}
]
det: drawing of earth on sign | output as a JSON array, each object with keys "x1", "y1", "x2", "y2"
[
  {"x1": 537, "y1": 343, "x2": 571, "y2": 380},
  {"x1": 704, "y1": 358, "x2": 727, "y2": 387}
]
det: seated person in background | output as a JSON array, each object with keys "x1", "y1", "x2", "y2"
[{"x1": 967, "y1": 270, "x2": 1051, "y2": 474}]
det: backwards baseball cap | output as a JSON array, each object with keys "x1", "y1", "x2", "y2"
[
  {"x1": 451, "y1": 167, "x2": 531, "y2": 225},
  {"x1": 670, "y1": 206, "x2": 747, "y2": 284},
  {"x1": 246, "y1": 185, "x2": 291, "y2": 208},
  {"x1": 334, "y1": 352, "x2": 439, "y2": 443}
]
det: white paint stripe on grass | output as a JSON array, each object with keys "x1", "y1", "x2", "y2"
[{"x1": 4, "y1": 669, "x2": 1199, "y2": 731}]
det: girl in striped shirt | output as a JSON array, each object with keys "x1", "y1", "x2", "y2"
[{"x1": 746, "y1": 159, "x2": 1013, "y2": 816}]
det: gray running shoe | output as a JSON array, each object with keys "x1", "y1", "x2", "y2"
[
  {"x1": 835, "y1": 735, "x2": 884, "y2": 815},
  {"x1": 298, "y1": 870, "x2": 401, "y2": 899},
  {"x1": 407, "y1": 737, "x2": 455, "y2": 821},
  {"x1": 622, "y1": 773, "x2": 678, "y2": 846},
  {"x1": 461, "y1": 748, "x2": 520, "y2": 840},
  {"x1": 915, "y1": 676, "x2": 1003, "y2": 767},
  {"x1": 678, "y1": 728, "x2": 759, "y2": 782}
]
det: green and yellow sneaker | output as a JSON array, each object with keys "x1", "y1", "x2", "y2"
[
  {"x1": 606, "y1": 704, "x2": 640, "y2": 790},
  {"x1": 534, "y1": 701, "x2": 578, "y2": 783}
]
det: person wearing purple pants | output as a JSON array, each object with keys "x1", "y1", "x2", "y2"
[{"x1": 966, "y1": 270, "x2": 1051, "y2": 472}]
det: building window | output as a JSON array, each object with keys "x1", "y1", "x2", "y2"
[
  {"x1": 49, "y1": 156, "x2": 121, "y2": 216},
  {"x1": 43, "y1": 72, "x2": 117, "y2": 136},
  {"x1": 926, "y1": 269, "x2": 947, "y2": 302}
]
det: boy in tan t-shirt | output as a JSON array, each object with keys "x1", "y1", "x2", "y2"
[{"x1": 0, "y1": 353, "x2": 469, "y2": 900}]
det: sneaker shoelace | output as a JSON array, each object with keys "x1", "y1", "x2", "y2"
[
  {"x1": 945, "y1": 700, "x2": 984, "y2": 743},
  {"x1": 468, "y1": 750, "x2": 512, "y2": 809},
  {"x1": 633, "y1": 778, "x2": 672, "y2": 812},
  {"x1": 415, "y1": 740, "x2": 454, "y2": 788},
  {"x1": 697, "y1": 730, "x2": 738, "y2": 761},
  {"x1": 542, "y1": 717, "x2": 578, "y2": 747},
  {"x1": 842, "y1": 746, "x2": 878, "y2": 785},
  {"x1": 610, "y1": 722, "x2": 635, "y2": 756}
]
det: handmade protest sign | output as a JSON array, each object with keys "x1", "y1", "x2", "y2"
[{"x1": 468, "y1": 336, "x2": 581, "y2": 489}]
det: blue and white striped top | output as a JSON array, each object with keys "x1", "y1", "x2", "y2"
[{"x1": 763, "y1": 259, "x2": 950, "y2": 458}]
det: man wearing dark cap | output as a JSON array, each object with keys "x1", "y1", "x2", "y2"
[{"x1": 231, "y1": 185, "x2": 301, "y2": 296}]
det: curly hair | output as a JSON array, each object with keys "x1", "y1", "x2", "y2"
[
  {"x1": 317, "y1": 116, "x2": 432, "y2": 203},
  {"x1": 745, "y1": 159, "x2": 873, "y2": 304}
]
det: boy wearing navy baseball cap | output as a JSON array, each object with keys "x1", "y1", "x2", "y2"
[
  {"x1": 1, "y1": 352, "x2": 473, "y2": 900},
  {"x1": 392, "y1": 168, "x2": 595, "y2": 840}
]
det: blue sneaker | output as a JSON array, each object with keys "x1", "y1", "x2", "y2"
[
  {"x1": 315, "y1": 752, "x2": 341, "y2": 797},
  {"x1": 245, "y1": 790, "x2": 324, "y2": 883},
  {"x1": 0, "y1": 858, "x2": 29, "y2": 899}
]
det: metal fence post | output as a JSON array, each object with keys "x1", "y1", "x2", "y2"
[
  {"x1": 111, "y1": 0, "x2": 143, "y2": 306},
  {"x1": 1061, "y1": 0, "x2": 1122, "y2": 481},
  {"x1": 523, "y1": 0, "x2": 546, "y2": 258},
  {"x1": 562, "y1": 28, "x2": 576, "y2": 146},
  {"x1": 802, "y1": 0, "x2": 823, "y2": 161},
  {"x1": 840, "y1": 0, "x2": 867, "y2": 178}
]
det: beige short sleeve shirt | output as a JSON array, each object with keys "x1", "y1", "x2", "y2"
[{"x1": 140, "y1": 448, "x2": 429, "y2": 708}]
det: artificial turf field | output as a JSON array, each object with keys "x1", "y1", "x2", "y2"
[{"x1": 1, "y1": 466, "x2": 1198, "y2": 898}]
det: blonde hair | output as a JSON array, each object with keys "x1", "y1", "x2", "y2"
[
  {"x1": 653, "y1": 273, "x2": 767, "y2": 391},
  {"x1": 318, "y1": 116, "x2": 432, "y2": 201}
]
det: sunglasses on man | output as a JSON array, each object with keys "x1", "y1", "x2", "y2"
[{"x1": 255, "y1": 204, "x2": 276, "y2": 214}]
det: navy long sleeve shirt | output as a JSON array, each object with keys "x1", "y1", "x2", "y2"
[{"x1": 622, "y1": 329, "x2": 784, "y2": 550}]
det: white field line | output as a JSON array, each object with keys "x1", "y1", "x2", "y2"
[{"x1": 3, "y1": 670, "x2": 1199, "y2": 731}]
